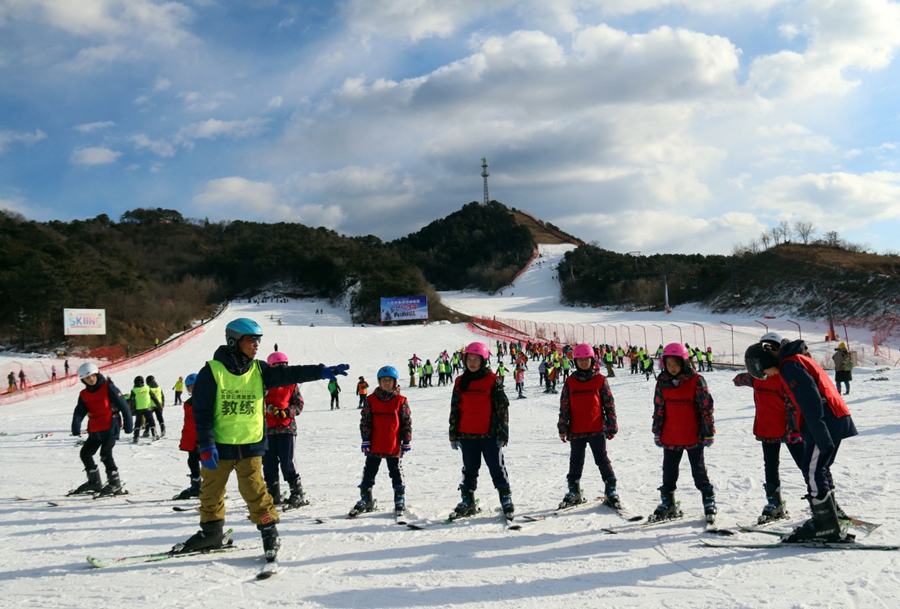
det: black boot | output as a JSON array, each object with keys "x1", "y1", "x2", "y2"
[
  {"x1": 259, "y1": 522, "x2": 280, "y2": 563},
  {"x1": 832, "y1": 492, "x2": 850, "y2": 521},
  {"x1": 497, "y1": 485, "x2": 514, "y2": 520},
  {"x1": 649, "y1": 487, "x2": 682, "y2": 522},
  {"x1": 286, "y1": 478, "x2": 309, "y2": 509},
  {"x1": 71, "y1": 468, "x2": 102, "y2": 495},
  {"x1": 393, "y1": 485, "x2": 406, "y2": 515},
  {"x1": 150, "y1": 427, "x2": 159, "y2": 441},
  {"x1": 759, "y1": 484, "x2": 788, "y2": 524},
  {"x1": 173, "y1": 476, "x2": 202, "y2": 500},
  {"x1": 267, "y1": 482, "x2": 282, "y2": 506},
  {"x1": 701, "y1": 485, "x2": 717, "y2": 523},
  {"x1": 173, "y1": 520, "x2": 226, "y2": 554},
  {"x1": 783, "y1": 491, "x2": 854, "y2": 543},
  {"x1": 349, "y1": 487, "x2": 376, "y2": 517},
  {"x1": 603, "y1": 477, "x2": 622, "y2": 510},
  {"x1": 97, "y1": 470, "x2": 125, "y2": 496},
  {"x1": 559, "y1": 479, "x2": 585, "y2": 509},
  {"x1": 160, "y1": 423, "x2": 166, "y2": 438},
  {"x1": 452, "y1": 485, "x2": 479, "y2": 518}
]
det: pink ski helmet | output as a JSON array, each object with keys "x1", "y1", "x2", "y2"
[
  {"x1": 465, "y1": 342, "x2": 490, "y2": 360},
  {"x1": 662, "y1": 343, "x2": 689, "y2": 359},
  {"x1": 266, "y1": 351, "x2": 289, "y2": 366},
  {"x1": 572, "y1": 343, "x2": 595, "y2": 360}
]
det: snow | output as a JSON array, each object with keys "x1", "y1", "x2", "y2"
[{"x1": 2, "y1": 244, "x2": 899, "y2": 608}]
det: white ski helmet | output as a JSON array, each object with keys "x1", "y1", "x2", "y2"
[{"x1": 78, "y1": 362, "x2": 100, "y2": 380}]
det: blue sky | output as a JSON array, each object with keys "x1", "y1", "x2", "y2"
[{"x1": 2, "y1": 0, "x2": 900, "y2": 255}]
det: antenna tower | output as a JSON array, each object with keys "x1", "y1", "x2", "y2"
[{"x1": 481, "y1": 157, "x2": 490, "y2": 205}]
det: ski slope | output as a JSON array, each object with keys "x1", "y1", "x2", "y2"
[{"x1": 1, "y1": 247, "x2": 899, "y2": 608}]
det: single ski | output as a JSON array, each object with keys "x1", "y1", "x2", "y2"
[
  {"x1": 88, "y1": 531, "x2": 237, "y2": 568},
  {"x1": 603, "y1": 511, "x2": 685, "y2": 534},
  {"x1": 845, "y1": 517, "x2": 881, "y2": 533},
  {"x1": 704, "y1": 518, "x2": 736, "y2": 536},
  {"x1": 173, "y1": 505, "x2": 200, "y2": 512},
  {"x1": 700, "y1": 537, "x2": 898, "y2": 551},
  {"x1": 256, "y1": 561, "x2": 279, "y2": 579},
  {"x1": 407, "y1": 507, "x2": 486, "y2": 530}
]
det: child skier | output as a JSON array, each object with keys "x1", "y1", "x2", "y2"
[
  {"x1": 356, "y1": 376, "x2": 369, "y2": 409},
  {"x1": 174, "y1": 373, "x2": 201, "y2": 500},
  {"x1": 650, "y1": 343, "x2": 717, "y2": 524},
  {"x1": 70, "y1": 363, "x2": 133, "y2": 496},
  {"x1": 744, "y1": 337, "x2": 858, "y2": 543},
  {"x1": 172, "y1": 318, "x2": 348, "y2": 565},
  {"x1": 448, "y1": 342, "x2": 514, "y2": 520},
  {"x1": 557, "y1": 344, "x2": 621, "y2": 510},
  {"x1": 328, "y1": 377, "x2": 341, "y2": 410},
  {"x1": 146, "y1": 375, "x2": 165, "y2": 437},
  {"x1": 263, "y1": 351, "x2": 308, "y2": 509},
  {"x1": 733, "y1": 332, "x2": 805, "y2": 524},
  {"x1": 350, "y1": 365, "x2": 412, "y2": 517}
]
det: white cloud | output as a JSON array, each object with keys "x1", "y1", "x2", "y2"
[
  {"x1": 192, "y1": 176, "x2": 344, "y2": 226},
  {"x1": 0, "y1": 129, "x2": 47, "y2": 153},
  {"x1": 74, "y1": 121, "x2": 114, "y2": 133},
  {"x1": 754, "y1": 171, "x2": 900, "y2": 227},
  {"x1": 154, "y1": 76, "x2": 172, "y2": 91},
  {"x1": 65, "y1": 43, "x2": 142, "y2": 72},
  {"x1": 177, "y1": 90, "x2": 235, "y2": 112},
  {"x1": 267, "y1": 96, "x2": 283, "y2": 109},
  {"x1": 131, "y1": 134, "x2": 176, "y2": 157},
  {"x1": 174, "y1": 118, "x2": 270, "y2": 148},
  {"x1": 71, "y1": 146, "x2": 121, "y2": 165},
  {"x1": 748, "y1": 0, "x2": 900, "y2": 100}
]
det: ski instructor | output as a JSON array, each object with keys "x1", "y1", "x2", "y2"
[{"x1": 173, "y1": 318, "x2": 349, "y2": 565}]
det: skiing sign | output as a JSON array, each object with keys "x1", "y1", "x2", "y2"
[
  {"x1": 64, "y1": 308, "x2": 107, "y2": 336},
  {"x1": 380, "y1": 296, "x2": 428, "y2": 323}
]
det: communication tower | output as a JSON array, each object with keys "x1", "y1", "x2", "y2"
[{"x1": 481, "y1": 157, "x2": 490, "y2": 205}]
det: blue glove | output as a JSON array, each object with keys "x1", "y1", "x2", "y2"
[
  {"x1": 497, "y1": 439, "x2": 506, "y2": 448},
  {"x1": 654, "y1": 433, "x2": 662, "y2": 448},
  {"x1": 450, "y1": 441, "x2": 459, "y2": 450},
  {"x1": 200, "y1": 445, "x2": 219, "y2": 470},
  {"x1": 401, "y1": 443, "x2": 411, "y2": 454},
  {"x1": 361, "y1": 440, "x2": 370, "y2": 454},
  {"x1": 322, "y1": 364, "x2": 350, "y2": 382},
  {"x1": 703, "y1": 437, "x2": 714, "y2": 448}
]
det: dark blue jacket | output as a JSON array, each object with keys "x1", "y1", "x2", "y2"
[
  {"x1": 192, "y1": 345, "x2": 323, "y2": 459},
  {"x1": 777, "y1": 340, "x2": 857, "y2": 453},
  {"x1": 71, "y1": 374, "x2": 134, "y2": 439}
]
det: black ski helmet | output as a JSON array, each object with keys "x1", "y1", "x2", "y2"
[
  {"x1": 134, "y1": 375, "x2": 144, "y2": 386},
  {"x1": 744, "y1": 343, "x2": 779, "y2": 380}
]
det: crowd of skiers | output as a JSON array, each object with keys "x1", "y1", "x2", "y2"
[{"x1": 68, "y1": 318, "x2": 859, "y2": 566}]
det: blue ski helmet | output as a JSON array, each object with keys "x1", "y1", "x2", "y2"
[
  {"x1": 377, "y1": 365, "x2": 399, "y2": 381},
  {"x1": 225, "y1": 318, "x2": 263, "y2": 348},
  {"x1": 184, "y1": 373, "x2": 198, "y2": 387}
]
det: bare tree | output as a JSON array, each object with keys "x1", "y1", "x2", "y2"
[
  {"x1": 823, "y1": 230, "x2": 841, "y2": 247},
  {"x1": 770, "y1": 226, "x2": 781, "y2": 244},
  {"x1": 759, "y1": 230, "x2": 772, "y2": 249},
  {"x1": 779, "y1": 220, "x2": 792, "y2": 243},
  {"x1": 794, "y1": 221, "x2": 816, "y2": 244}
]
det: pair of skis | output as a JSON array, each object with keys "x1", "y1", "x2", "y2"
[
  {"x1": 703, "y1": 523, "x2": 897, "y2": 551},
  {"x1": 86, "y1": 529, "x2": 281, "y2": 578}
]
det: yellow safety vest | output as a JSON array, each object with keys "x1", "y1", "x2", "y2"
[
  {"x1": 208, "y1": 360, "x2": 265, "y2": 445},
  {"x1": 132, "y1": 386, "x2": 152, "y2": 410}
]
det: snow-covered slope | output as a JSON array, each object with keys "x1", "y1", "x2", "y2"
[{"x1": 1, "y1": 252, "x2": 899, "y2": 608}]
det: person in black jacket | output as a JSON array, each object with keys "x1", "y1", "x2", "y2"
[
  {"x1": 70, "y1": 363, "x2": 133, "y2": 496},
  {"x1": 172, "y1": 318, "x2": 348, "y2": 565},
  {"x1": 745, "y1": 339, "x2": 858, "y2": 543}
]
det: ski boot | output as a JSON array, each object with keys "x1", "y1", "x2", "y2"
[
  {"x1": 833, "y1": 492, "x2": 850, "y2": 521},
  {"x1": 451, "y1": 485, "x2": 479, "y2": 519},
  {"x1": 142, "y1": 427, "x2": 150, "y2": 438},
  {"x1": 159, "y1": 424, "x2": 166, "y2": 438},
  {"x1": 497, "y1": 485, "x2": 514, "y2": 520},
  {"x1": 603, "y1": 477, "x2": 622, "y2": 510},
  {"x1": 267, "y1": 482, "x2": 282, "y2": 506},
  {"x1": 349, "y1": 487, "x2": 376, "y2": 517},
  {"x1": 701, "y1": 485, "x2": 717, "y2": 524},
  {"x1": 173, "y1": 476, "x2": 202, "y2": 500},
  {"x1": 286, "y1": 478, "x2": 309, "y2": 509},
  {"x1": 783, "y1": 491, "x2": 854, "y2": 543},
  {"x1": 259, "y1": 522, "x2": 280, "y2": 563},
  {"x1": 648, "y1": 487, "x2": 682, "y2": 522},
  {"x1": 150, "y1": 427, "x2": 159, "y2": 441},
  {"x1": 173, "y1": 520, "x2": 226, "y2": 554},
  {"x1": 393, "y1": 485, "x2": 406, "y2": 516},
  {"x1": 96, "y1": 470, "x2": 126, "y2": 496},
  {"x1": 758, "y1": 484, "x2": 788, "y2": 524},
  {"x1": 558, "y1": 479, "x2": 585, "y2": 510},
  {"x1": 70, "y1": 468, "x2": 103, "y2": 495}
]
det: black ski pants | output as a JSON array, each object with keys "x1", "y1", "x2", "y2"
[
  {"x1": 359, "y1": 454, "x2": 404, "y2": 489},
  {"x1": 80, "y1": 437, "x2": 118, "y2": 475},
  {"x1": 661, "y1": 445, "x2": 711, "y2": 492},
  {"x1": 761, "y1": 440, "x2": 805, "y2": 488}
]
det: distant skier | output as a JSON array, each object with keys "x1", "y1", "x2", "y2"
[
  {"x1": 70, "y1": 363, "x2": 133, "y2": 496},
  {"x1": 174, "y1": 373, "x2": 201, "y2": 500},
  {"x1": 128, "y1": 376, "x2": 157, "y2": 442},
  {"x1": 172, "y1": 376, "x2": 185, "y2": 405},
  {"x1": 146, "y1": 375, "x2": 165, "y2": 437},
  {"x1": 329, "y1": 377, "x2": 341, "y2": 410},
  {"x1": 356, "y1": 376, "x2": 369, "y2": 409}
]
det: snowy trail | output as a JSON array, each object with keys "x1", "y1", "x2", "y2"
[{"x1": 2, "y1": 248, "x2": 900, "y2": 607}]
